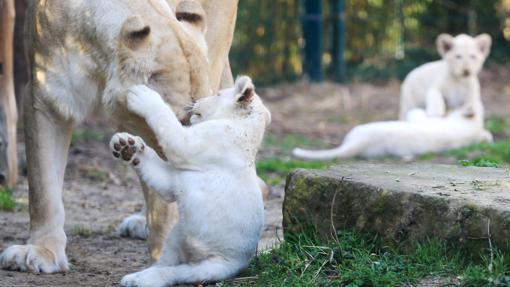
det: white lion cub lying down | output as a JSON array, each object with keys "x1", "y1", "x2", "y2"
[
  {"x1": 110, "y1": 76, "x2": 270, "y2": 287},
  {"x1": 293, "y1": 109, "x2": 492, "y2": 160}
]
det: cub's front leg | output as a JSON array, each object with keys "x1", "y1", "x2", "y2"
[
  {"x1": 110, "y1": 133, "x2": 179, "y2": 202},
  {"x1": 125, "y1": 85, "x2": 194, "y2": 161},
  {"x1": 425, "y1": 89, "x2": 446, "y2": 118}
]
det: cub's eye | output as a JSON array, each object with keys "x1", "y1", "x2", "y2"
[
  {"x1": 194, "y1": 113, "x2": 202, "y2": 117},
  {"x1": 455, "y1": 54, "x2": 462, "y2": 59}
]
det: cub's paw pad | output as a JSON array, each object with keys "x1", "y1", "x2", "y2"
[
  {"x1": 110, "y1": 133, "x2": 145, "y2": 165},
  {"x1": 0, "y1": 244, "x2": 68, "y2": 273}
]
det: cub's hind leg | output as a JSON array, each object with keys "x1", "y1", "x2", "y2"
[{"x1": 121, "y1": 257, "x2": 244, "y2": 287}]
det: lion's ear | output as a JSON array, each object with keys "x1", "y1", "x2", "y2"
[
  {"x1": 176, "y1": 0, "x2": 206, "y2": 33},
  {"x1": 120, "y1": 16, "x2": 151, "y2": 50}
]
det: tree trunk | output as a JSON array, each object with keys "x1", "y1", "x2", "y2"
[{"x1": 0, "y1": 0, "x2": 17, "y2": 188}]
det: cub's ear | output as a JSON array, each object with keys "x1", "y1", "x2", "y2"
[
  {"x1": 235, "y1": 76, "x2": 255, "y2": 107},
  {"x1": 475, "y1": 33, "x2": 492, "y2": 57},
  {"x1": 176, "y1": 0, "x2": 206, "y2": 33},
  {"x1": 436, "y1": 33, "x2": 454, "y2": 57},
  {"x1": 120, "y1": 16, "x2": 151, "y2": 50}
]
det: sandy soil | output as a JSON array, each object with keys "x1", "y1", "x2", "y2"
[{"x1": 1, "y1": 65, "x2": 510, "y2": 286}]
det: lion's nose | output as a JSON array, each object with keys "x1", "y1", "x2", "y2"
[{"x1": 463, "y1": 69, "x2": 470, "y2": 77}]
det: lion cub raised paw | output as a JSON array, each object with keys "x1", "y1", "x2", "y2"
[{"x1": 110, "y1": 133, "x2": 145, "y2": 166}]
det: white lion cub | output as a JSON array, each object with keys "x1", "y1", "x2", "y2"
[
  {"x1": 293, "y1": 109, "x2": 492, "y2": 160},
  {"x1": 110, "y1": 76, "x2": 270, "y2": 287},
  {"x1": 400, "y1": 33, "x2": 491, "y2": 122}
]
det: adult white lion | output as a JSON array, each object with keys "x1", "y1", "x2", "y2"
[{"x1": 0, "y1": 0, "x2": 238, "y2": 273}]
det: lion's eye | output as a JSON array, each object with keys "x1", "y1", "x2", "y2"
[
  {"x1": 455, "y1": 54, "x2": 462, "y2": 59},
  {"x1": 149, "y1": 73, "x2": 159, "y2": 82},
  {"x1": 148, "y1": 70, "x2": 168, "y2": 82},
  {"x1": 470, "y1": 54, "x2": 477, "y2": 60}
]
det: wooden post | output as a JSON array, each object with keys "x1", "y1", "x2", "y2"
[
  {"x1": 0, "y1": 0, "x2": 17, "y2": 188},
  {"x1": 302, "y1": 0, "x2": 323, "y2": 82},
  {"x1": 330, "y1": 0, "x2": 346, "y2": 82}
]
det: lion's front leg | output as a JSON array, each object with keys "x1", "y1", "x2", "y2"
[
  {"x1": 144, "y1": 187, "x2": 178, "y2": 261},
  {"x1": 0, "y1": 91, "x2": 72, "y2": 273}
]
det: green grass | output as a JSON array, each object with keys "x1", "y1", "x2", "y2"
[
  {"x1": 263, "y1": 134, "x2": 329, "y2": 154},
  {"x1": 256, "y1": 158, "x2": 334, "y2": 186},
  {"x1": 485, "y1": 117, "x2": 510, "y2": 136},
  {"x1": 256, "y1": 158, "x2": 331, "y2": 175},
  {"x1": 0, "y1": 187, "x2": 15, "y2": 211},
  {"x1": 222, "y1": 230, "x2": 510, "y2": 287},
  {"x1": 70, "y1": 225, "x2": 93, "y2": 237},
  {"x1": 71, "y1": 128, "x2": 106, "y2": 143},
  {"x1": 443, "y1": 139, "x2": 510, "y2": 168},
  {"x1": 257, "y1": 134, "x2": 336, "y2": 185},
  {"x1": 434, "y1": 117, "x2": 510, "y2": 167}
]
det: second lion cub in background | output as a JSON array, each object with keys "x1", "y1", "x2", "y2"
[{"x1": 400, "y1": 33, "x2": 491, "y2": 123}]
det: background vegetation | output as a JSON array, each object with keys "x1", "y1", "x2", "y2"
[{"x1": 231, "y1": 0, "x2": 510, "y2": 84}]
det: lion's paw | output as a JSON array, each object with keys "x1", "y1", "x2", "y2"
[
  {"x1": 110, "y1": 132, "x2": 145, "y2": 166},
  {"x1": 0, "y1": 244, "x2": 68, "y2": 273},
  {"x1": 118, "y1": 214, "x2": 148, "y2": 239},
  {"x1": 120, "y1": 267, "x2": 167, "y2": 287}
]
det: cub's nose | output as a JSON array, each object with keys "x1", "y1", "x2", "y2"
[{"x1": 463, "y1": 69, "x2": 470, "y2": 77}]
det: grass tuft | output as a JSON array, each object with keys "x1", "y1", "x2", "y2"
[
  {"x1": 223, "y1": 230, "x2": 510, "y2": 286},
  {"x1": 70, "y1": 225, "x2": 94, "y2": 237},
  {"x1": 257, "y1": 134, "x2": 337, "y2": 185},
  {"x1": 0, "y1": 187, "x2": 15, "y2": 211},
  {"x1": 71, "y1": 128, "x2": 105, "y2": 143}
]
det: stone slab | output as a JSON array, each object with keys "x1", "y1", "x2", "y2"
[{"x1": 283, "y1": 163, "x2": 510, "y2": 255}]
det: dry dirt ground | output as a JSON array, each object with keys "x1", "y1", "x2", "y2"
[{"x1": 2, "y1": 65, "x2": 510, "y2": 286}]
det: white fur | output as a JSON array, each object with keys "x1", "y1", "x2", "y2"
[
  {"x1": 118, "y1": 214, "x2": 148, "y2": 239},
  {"x1": 293, "y1": 109, "x2": 492, "y2": 160},
  {"x1": 110, "y1": 76, "x2": 270, "y2": 286},
  {"x1": 400, "y1": 34, "x2": 491, "y2": 122}
]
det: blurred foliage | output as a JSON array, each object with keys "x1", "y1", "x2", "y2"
[
  {"x1": 231, "y1": 0, "x2": 510, "y2": 84},
  {"x1": 231, "y1": 0, "x2": 302, "y2": 85},
  {"x1": 0, "y1": 187, "x2": 15, "y2": 211}
]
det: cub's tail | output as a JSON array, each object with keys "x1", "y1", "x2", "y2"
[
  {"x1": 292, "y1": 141, "x2": 363, "y2": 160},
  {"x1": 292, "y1": 147, "x2": 344, "y2": 160}
]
